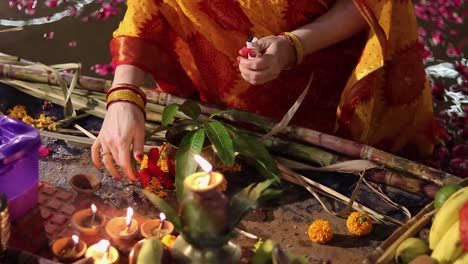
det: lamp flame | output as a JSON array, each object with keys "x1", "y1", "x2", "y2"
[
  {"x1": 160, "y1": 212, "x2": 166, "y2": 225},
  {"x1": 125, "y1": 207, "x2": 134, "y2": 227},
  {"x1": 194, "y1": 154, "x2": 212, "y2": 172},
  {"x1": 95, "y1": 239, "x2": 110, "y2": 253},
  {"x1": 91, "y1": 204, "x2": 97, "y2": 214},
  {"x1": 72, "y1": 235, "x2": 79, "y2": 247}
]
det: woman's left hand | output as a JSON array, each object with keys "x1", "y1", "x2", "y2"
[{"x1": 238, "y1": 35, "x2": 295, "y2": 85}]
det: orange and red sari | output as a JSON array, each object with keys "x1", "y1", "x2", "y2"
[{"x1": 111, "y1": 0, "x2": 435, "y2": 157}]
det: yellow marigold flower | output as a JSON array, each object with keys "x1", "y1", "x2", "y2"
[
  {"x1": 7, "y1": 105, "x2": 28, "y2": 119},
  {"x1": 307, "y1": 219, "x2": 333, "y2": 244},
  {"x1": 346, "y1": 212, "x2": 373, "y2": 236},
  {"x1": 21, "y1": 115, "x2": 35, "y2": 126},
  {"x1": 161, "y1": 234, "x2": 176, "y2": 248},
  {"x1": 158, "y1": 157, "x2": 169, "y2": 173},
  {"x1": 140, "y1": 154, "x2": 149, "y2": 170}
]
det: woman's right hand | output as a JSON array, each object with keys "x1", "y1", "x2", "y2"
[
  {"x1": 91, "y1": 64, "x2": 147, "y2": 182},
  {"x1": 91, "y1": 101, "x2": 145, "y2": 182}
]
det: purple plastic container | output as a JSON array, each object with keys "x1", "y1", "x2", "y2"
[{"x1": 0, "y1": 115, "x2": 41, "y2": 221}]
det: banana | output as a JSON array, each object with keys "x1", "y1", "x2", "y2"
[
  {"x1": 429, "y1": 186, "x2": 468, "y2": 249},
  {"x1": 453, "y1": 252, "x2": 468, "y2": 264},
  {"x1": 431, "y1": 220, "x2": 463, "y2": 263}
]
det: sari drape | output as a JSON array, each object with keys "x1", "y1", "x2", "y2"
[{"x1": 111, "y1": 0, "x2": 435, "y2": 157}]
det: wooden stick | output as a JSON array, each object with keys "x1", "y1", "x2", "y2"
[{"x1": 0, "y1": 62, "x2": 461, "y2": 186}]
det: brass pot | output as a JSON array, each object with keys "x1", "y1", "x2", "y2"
[{"x1": 170, "y1": 235, "x2": 241, "y2": 264}]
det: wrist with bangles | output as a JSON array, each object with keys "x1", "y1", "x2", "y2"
[
  {"x1": 106, "y1": 83, "x2": 147, "y2": 119},
  {"x1": 277, "y1": 32, "x2": 304, "y2": 69}
]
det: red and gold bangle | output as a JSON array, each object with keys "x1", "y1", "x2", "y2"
[
  {"x1": 106, "y1": 89, "x2": 146, "y2": 119},
  {"x1": 107, "y1": 100, "x2": 147, "y2": 120},
  {"x1": 107, "y1": 83, "x2": 147, "y2": 104},
  {"x1": 106, "y1": 87, "x2": 147, "y2": 105},
  {"x1": 278, "y1": 32, "x2": 304, "y2": 67}
]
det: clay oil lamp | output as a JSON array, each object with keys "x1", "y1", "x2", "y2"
[
  {"x1": 52, "y1": 235, "x2": 87, "y2": 263},
  {"x1": 71, "y1": 203, "x2": 106, "y2": 236},
  {"x1": 85, "y1": 239, "x2": 119, "y2": 264},
  {"x1": 140, "y1": 212, "x2": 175, "y2": 239},
  {"x1": 105, "y1": 207, "x2": 139, "y2": 244}
]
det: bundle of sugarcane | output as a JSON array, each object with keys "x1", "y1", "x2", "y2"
[{"x1": 0, "y1": 54, "x2": 461, "y2": 225}]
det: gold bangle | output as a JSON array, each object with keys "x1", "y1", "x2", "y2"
[
  {"x1": 107, "y1": 84, "x2": 147, "y2": 103},
  {"x1": 106, "y1": 89, "x2": 145, "y2": 110},
  {"x1": 283, "y1": 32, "x2": 304, "y2": 66}
]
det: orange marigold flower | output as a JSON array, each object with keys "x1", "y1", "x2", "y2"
[
  {"x1": 346, "y1": 212, "x2": 373, "y2": 236},
  {"x1": 21, "y1": 115, "x2": 35, "y2": 126},
  {"x1": 307, "y1": 219, "x2": 333, "y2": 244},
  {"x1": 7, "y1": 105, "x2": 28, "y2": 119}
]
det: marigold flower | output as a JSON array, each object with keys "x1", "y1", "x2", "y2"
[
  {"x1": 161, "y1": 234, "x2": 176, "y2": 248},
  {"x1": 7, "y1": 105, "x2": 28, "y2": 119},
  {"x1": 307, "y1": 219, "x2": 333, "y2": 243},
  {"x1": 21, "y1": 115, "x2": 35, "y2": 126},
  {"x1": 346, "y1": 211, "x2": 373, "y2": 236}
]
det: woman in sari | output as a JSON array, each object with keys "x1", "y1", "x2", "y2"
[{"x1": 92, "y1": 0, "x2": 435, "y2": 182}]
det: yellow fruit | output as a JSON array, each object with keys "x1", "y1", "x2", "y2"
[
  {"x1": 431, "y1": 220, "x2": 463, "y2": 263},
  {"x1": 307, "y1": 219, "x2": 333, "y2": 244},
  {"x1": 429, "y1": 186, "x2": 468, "y2": 249},
  {"x1": 395, "y1": 237, "x2": 430, "y2": 264}
]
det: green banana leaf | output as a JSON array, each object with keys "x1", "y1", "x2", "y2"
[
  {"x1": 203, "y1": 121, "x2": 235, "y2": 165},
  {"x1": 175, "y1": 129, "x2": 205, "y2": 201}
]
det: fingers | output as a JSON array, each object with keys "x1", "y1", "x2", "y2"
[
  {"x1": 101, "y1": 145, "x2": 122, "y2": 181},
  {"x1": 116, "y1": 147, "x2": 138, "y2": 183},
  {"x1": 133, "y1": 130, "x2": 145, "y2": 162},
  {"x1": 238, "y1": 55, "x2": 280, "y2": 85},
  {"x1": 91, "y1": 139, "x2": 102, "y2": 169}
]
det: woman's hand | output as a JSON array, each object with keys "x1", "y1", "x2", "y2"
[
  {"x1": 238, "y1": 35, "x2": 295, "y2": 85},
  {"x1": 91, "y1": 102, "x2": 145, "y2": 182},
  {"x1": 91, "y1": 64, "x2": 146, "y2": 182}
]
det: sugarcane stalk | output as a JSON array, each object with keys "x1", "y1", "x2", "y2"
[
  {"x1": 365, "y1": 169, "x2": 439, "y2": 198},
  {"x1": 1, "y1": 62, "x2": 460, "y2": 186},
  {"x1": 0, "y1": 63, "x2": 111, "y2": 92}
]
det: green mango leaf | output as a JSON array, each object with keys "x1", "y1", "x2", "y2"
[
  {"x1": 180, "y1": 100, "x2": 201, "y2": 121},
  {"x1": 175, "y1": 129, "x2": 205, "y2": 201},
  {"x1": 229, "y1": 130, "x2": 281, "y2": 183},
  {"x1": 142, "y1": 189, "x2": 182, "y2": 230},
  {"x1": 228, "y1": 179, "x2": 278, "y2": 230},
  {"x1": 137, "y1": 237, "x2": 163, "y2": 264},
  {"x1": 162, "y1": 103, "x2": 179, "y2": 126},
  {"x1": 209, "y1": 109, "x2": 271, "y2": 132},
  {"x1": 204, "y1": 121, "x2": 235, "y2": 165}
]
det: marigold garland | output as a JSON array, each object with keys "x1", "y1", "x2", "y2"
[
  {"x1": 307, "y1": 219, "x2": 333, "y2": 244},
  {"x1": 346, "y1": 211, "x2": 373, "y2": 236}
]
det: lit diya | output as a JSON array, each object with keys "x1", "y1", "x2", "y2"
[
  {"x1": 71, "y1": 203, "x2": 106, "y2": 236},
  {"x1": 105, "y1": 207, "x2": 139, "y2": 244},
  {"x1": 140, "y1": 212, "x2": 174, "y2": 239},
  {"x1": 85, "y1": 239, "x2": 119, "y2": 264},
  {"x1": 52, "y1": 235, "x2": 87, "y2": 262}
]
